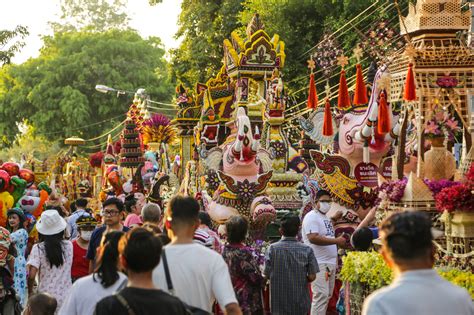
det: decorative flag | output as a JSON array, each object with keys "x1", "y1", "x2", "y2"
[
  {"x1": 353, "y1": 64, "x2": 368, "y2": 105},
  {"x1": 337, "y1": 69, "x2": 351, "y2": 109},
  {"x1": 307, "y1": 73, "x2": 318, "y2": 109},
  {"x1": 377, "y1": 91, "x2": 391, "y2": 134},
  {"x1": 403, "y1": 63, "x2": 416, "y2": 101},
  {"x1": 322, "y1": 98, "x2": 334, "y2": 136}
]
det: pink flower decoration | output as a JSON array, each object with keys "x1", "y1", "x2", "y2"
[
  {"x1": 446, "y1": 119, "x2": 460, "y2": 131},
  {"x1": 425, "y1": 121, "x2": 440, "y2": 134}
]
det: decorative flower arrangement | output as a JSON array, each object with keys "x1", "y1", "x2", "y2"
[
  {"x1": 376, "y1": 178, "x2": 407, "y2": 209},
  {"x1": 340, "y1": 252, "x2": 474, "y2": 298},
  {"x1": 435, "y1": 163, "x2": 474, "y2": 213},
  {"x1": 424, "y1": 110, "x2": 461, "y2": 141},
  {"x1": 424, "y1": 179, "x2": 460, "y2": 196}
]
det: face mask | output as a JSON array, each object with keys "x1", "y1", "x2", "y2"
[
  {"x1": 318, "y1": 202, "x2": 331, "y2": 214},
  {"x1": 81, "y1": 231, "x2": 93, "y2": 241}
]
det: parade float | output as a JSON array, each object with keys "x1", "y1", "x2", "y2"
[
  {"x1": 292, "y1": 0, "x2": 473, "y2": 313},
  {"x1": 174, "y1": 14, "x2": 311, "y2": 234},
  {"x1": 87, "y1": 90, "x2": 180, "y2": 210}
]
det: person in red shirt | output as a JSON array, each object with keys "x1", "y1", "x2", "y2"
[{"x1": 72, "y1": 216, "x2": 97, "y2": 282}]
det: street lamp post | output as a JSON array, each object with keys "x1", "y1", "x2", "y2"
[{"x1": 95, "y1": 84, "x2": 177, "y2": 118}]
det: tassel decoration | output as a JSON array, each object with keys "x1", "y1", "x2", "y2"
[
  {"x1": 377, "y1": 91, "x2": 391, "y2": 134},
  {"x1": 403, "y1": 63, "x2": 417, "y2": 101},
  {"x1": 353, "y1": 64, "x2": 368, "y2": 105},
  {"x1": 307, "y1": 73, "x2": 318, "y2": 109},
  {"x1": 338, "y1": 69, "x2": 351, "y2": 109},
  {"x1": 322, "y1": 99, "x2": 334, "y2": 136}
]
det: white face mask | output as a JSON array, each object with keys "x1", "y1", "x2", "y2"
[
  {"x1": 318, "y1": 202, "x2": 331, "y2": 214},
  {"x1": 80, "y1": 231, "x2": 93, "y2": 241}
]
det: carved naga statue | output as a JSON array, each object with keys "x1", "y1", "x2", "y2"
[{"x1": 200, "y1": 107, "x2": 276, "y2": 230}]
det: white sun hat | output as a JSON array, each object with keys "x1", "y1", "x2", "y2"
[{"x1": 36, "y1": 210, "x2": 67, "y2": 236}]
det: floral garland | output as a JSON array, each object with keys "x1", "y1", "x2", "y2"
[
  {"x1": 377, "y1": 178, "x2": 463, "y2": 210},
  {"x1": 435, "y1": 163, "x2": 474, "y2": 213}
]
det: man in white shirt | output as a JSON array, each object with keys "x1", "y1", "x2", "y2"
[
  {"x1": 152, "y1": 195, "x2": 241, "y2": 315},
  {"x1": 363, "y1": 211, "x2": 473, "y2": 315},
  {"x1": 302, "y1": 190, "x2": 346, "y2": 315}
]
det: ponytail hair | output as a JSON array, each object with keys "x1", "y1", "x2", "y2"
[{"x1": 93, "y1": 230, "x2": 124, "y2": 288}]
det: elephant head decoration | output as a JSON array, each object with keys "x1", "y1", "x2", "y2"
[{"x1": 200, "y1": 107, "x2": 276, "y2": 230}]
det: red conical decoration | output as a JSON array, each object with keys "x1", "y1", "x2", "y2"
[
  {"x1": 338, "y1": 69, "x2": 351, "y2": 109},
  {"x1": 307, "y1": 73, "x2": 318, "y2": 109},
  {"x1": 377, "y1": 91, "x2": 391, "y2": 134},
  {"x1": 403, "y1": 63, "x2": 417, "y2": 101},
  {"x1": 322, "y1": 99, "x2": 334, "y2": 136},
  {"x1": 353, "y1": 64, "x2": 368, "y2": 105}
]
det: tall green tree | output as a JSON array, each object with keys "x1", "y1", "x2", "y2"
[
  {"x1": 240, "y1": 0, "x2": 385, "y2": 93},
  {"x1": 169, "y1": 0, "x2": 245, "y2": 86},
  {"x1": 0, "y1": 26, "x2": 29, "y2": 66},
  {"x1": 50, "y1": 0, "x2": 130, "y2": 32},
  {"x1": 0, "y1": 30, "x2": 172, "y2": 148}
]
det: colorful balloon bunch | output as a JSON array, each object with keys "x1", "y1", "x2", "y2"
[{"x1": 0, "y1": 162, "x2": 50, "y2": 228}]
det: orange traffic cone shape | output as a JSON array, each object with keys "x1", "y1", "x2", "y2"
[
  {"x1": 322, "y1": 98, "x2": 334, "y2": 136},
  {"x1": 403, "y1": 63, "x2": 417, "y2": 101},
  {"x1": 338, "y1": 69, "x2": 351, "y2": 109},
  {"x1": 377, "y1": 91, "x2": 391, "y2": 134},
  {"x1": 353, "y1": 64, "x2": 368, "y2": 105},
  {"x1": 307, "y1": 73, "x2": 318, "y2": 109}
]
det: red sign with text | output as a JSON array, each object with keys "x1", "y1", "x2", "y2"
[
  {"x1": 379, "y1": 157, "x2": 393, "y2": 180},
  {"x1": 354, "y1": 162, "x2": 379, "y2": 187}
]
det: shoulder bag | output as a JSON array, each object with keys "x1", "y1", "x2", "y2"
[{"x1": 162, "y1": 250, "x2": 211, "y2": 315}]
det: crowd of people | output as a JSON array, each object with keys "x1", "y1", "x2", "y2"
[{"x1": 0, "y1": 189, "x2": 471, "y2": 315}]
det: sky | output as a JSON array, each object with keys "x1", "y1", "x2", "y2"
[{"x1": 0, "y1": 0, "x2": 183, "y2": 64}]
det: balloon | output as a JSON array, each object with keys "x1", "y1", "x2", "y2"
[
  {"x1": 0, "y1": 191, "x2": 14, "y2": 227},
  {"x1": 1, "y1": 162, "x2": 20, "y2": 177},
  {"x1": 25, "y1": 189, "x2": 40, "y2": 197},
  {"x1": 0, "y1": 170, "x2": 11, "y2": 192},
  {"x1": 33, "y1": 190, "x2": 48, "y2": 218},
  {"x1": 24, "y1": 212, "x2": 37, "y2": 234},
  {"x1": 106, "y1": 165, "x2": 118, "y2": 176},
  {"x1": 122, "y1": 180, "x2": 133, "y2": 194},
  {"x1": 18, "y1": 195, "x2": 40, "y2": 214},
  {"x1": 9, "y1": 176, "x2": 27, "y2": 204},
  {"x1": 107, "y1": 170, "x2": 123, "y2": 195},
  {"x1": 19, "y1": 169, "x2": 35, "y2": 187},
  {"x1": 37, "y1": 182, "x2": 52, "y2": 195}
]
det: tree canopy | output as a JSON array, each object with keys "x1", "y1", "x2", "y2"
[
  {"x1": 169, "y1": 0, "x2": 245, "y2": 86},
  {"x1": 50, "y1": 0, "x2": 130, "y2": 32},
  {"x1": 170, "y1": 0, "x2": 405, "y2": 92},
  {"x1": 0, "y1": 26, "x2": 29, "y2": 66},
  {"x1": 0, "y1": 29, "x2": 172, "y2": 148}
]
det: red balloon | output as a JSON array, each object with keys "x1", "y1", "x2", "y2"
[
  {"x1": 1, "y1": 162, "x2": 20, "y2": 177},
  {"x1": 19, "y1": 169, "x2": 35, "y2": 187},
  {"x1": 0, "y1": 170, "x2": 11, "y2": 192}
]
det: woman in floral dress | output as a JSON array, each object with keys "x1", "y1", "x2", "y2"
[
  {"x1": 6, "y1": 208, "x2": 28, "y2": 306},
  {"x1": 222, "y1": 216, "x2": 264, "y2": 315},
  {"x1": 27, "y1": 209, "x2": 73, "y2": 312}
]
